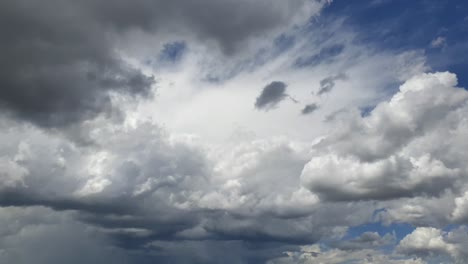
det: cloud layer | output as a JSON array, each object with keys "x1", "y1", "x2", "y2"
[{"x1": 1, "y1": 1, "x2": 468, "y2": 263}]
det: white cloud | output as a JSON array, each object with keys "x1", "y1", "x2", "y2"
[
  {"x1": 1, "y1": 0, "x2": 468, "y2": 262},
  {"x1": 269, "y1": 244, "x2": 425, "y2": 264},
  {"x1": 431, "y1": 36, "x2": 447, "y2": 48},
  {"x1": 301, "y1": 72, "x2": 468, "y2": 201},
  {"x1": 397, "y1": 227, "x2": 468, "y2": 262}
]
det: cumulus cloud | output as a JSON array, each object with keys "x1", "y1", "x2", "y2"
[
  {"x1": 2, "y1": 0, "x2": 468, "y2": 261},
  {"x1": 302, "y1": 72, "x2": 468, "y2": 201},
  {"x1": 397, "y1": 227, "x2": 468, "y2": 262},
  {"x1": 2, "y1": 72, "x2": 468, "y2": 263},
  {"x1": 0, "y1": 114, "x2": 378, "y2": 262}
]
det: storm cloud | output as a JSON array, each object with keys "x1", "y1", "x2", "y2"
[{"x1": 0, "y1": 0, "x2": 321, "y2": 128}]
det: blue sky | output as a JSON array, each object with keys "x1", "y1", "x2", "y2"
[{"x1": 325, "y1": 0, "x2": 468, "y2": 87}]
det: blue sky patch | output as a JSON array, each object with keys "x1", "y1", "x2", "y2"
[
  {"x1": 322, "y1": 0, "x2": 468, "y2": 87},
  {"x1": 159, "y1": 41, "x2": 187, "y2": 62}
]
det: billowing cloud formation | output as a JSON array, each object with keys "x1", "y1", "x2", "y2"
[
  {"x1": 0, "y1": 0, "x2": 156, "y2": 128},
  {"x1": 397, "y1": 227, "x2": 468, "y2": 262},
  {"x1": 2, "y1": 0, "x2": 468, "y2": 262},
  {"x1": 255, "y1": 81, "x2": 289, "y2": 110},
  {"x1": 302, "y1": 72, "x2": 468, "y2": 201},
  {"x1": 2, "y1": 71, "x2": 468, "y2": 263}
]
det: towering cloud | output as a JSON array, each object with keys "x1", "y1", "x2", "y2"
[{"x1": 302, "y1": 72, "x2": 468, "y2": 201}]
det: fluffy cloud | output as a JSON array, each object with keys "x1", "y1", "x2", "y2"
[
  {"x1": 2, "y1": 0, "x2": 468, "y2": 262},
  {"x1": 2, "y1": 71, "x2": 468, "y2": 262},
  {"x1": 397, "y1": 227, "x2": 468, "y2": 262},
  {"x1": 302, "y1": 72, "x2": 468, "y2": 201}
]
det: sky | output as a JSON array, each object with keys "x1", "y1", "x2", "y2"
[{"x1": 0, "y1": 0, "x2": 468, "y2": 263}]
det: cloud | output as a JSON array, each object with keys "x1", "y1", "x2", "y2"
[
  {"x1": 302, "y1": 72, "x2": 468, "y2": 201},
  {"x1": 397, "y1": 227, "x2": 468, "y2": 262},
  {"x1": 301, "y1": 103, "x2": 319, "y2": 115},
  {"x1": 294, "y1": 44, "x2": 345, "y2": 68},
  {"x1": 0, "y1": 207, "x2": 131, "y2": 264},
  {"x1": 0, "y1": 0, "x2": 155, "y2": 128},
  {"x1": 431, "y1": 36, "x2": 447, "y2": 48},
  {"x1": 2, "y1": 0, "x2": 468, "y2": 261},
  {"x1": 269, "y1": 244, "x2": 425, "y2": 264},
  {"x1": 317, "y1": 73, "x2": 348, "y2": 95},
  {"x1": 0, "y1": 0, "x2": 327, "y2": 128},
  {"x1": 331, "y1": 231, "x2": 396, "y2": 250},
  {"x1": 255, "y1": 81, "x2": 289, "y2": 110},
  {"x1": 0, "y1": 114, "x2": 379, "y2": 262}
]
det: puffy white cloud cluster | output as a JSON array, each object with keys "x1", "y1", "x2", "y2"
[
  {"x1": 1, "y1": 71, "x2": 467, "y2": 263},
  {"x1": 268, "y1": 244, "x2": 425, "y2": 264},
  {"x1": 397, "y1": 227, "x2": 468, "y2": 262},
  {"x1": 302, "y1": 72, "x2": 468, "y2": 202}
]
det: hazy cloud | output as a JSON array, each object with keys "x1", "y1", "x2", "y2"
[
  {"x1": 301, "y1": 103, "x2": 319, "y2": 115},
  {"x1": 317, "y1": 73, "x2": 348, "y2": 95},
  {"x1": 295, "y1": 44, "x2": 345, "y2": 68}
]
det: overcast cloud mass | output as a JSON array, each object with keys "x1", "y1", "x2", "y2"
[{"x1": 1, "y1": 0, "x2": 468, "y2": 263}]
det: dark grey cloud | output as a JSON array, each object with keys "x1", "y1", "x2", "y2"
[
  {"x1": 301, "y1": 103, "x2": 319, "y2": 115},
  {"x1": 0, "y1": 0, "x2": 318, "y2": 128},
  {"x1": 0, "y1": 0, "x2": 155, "y2": 128},
  {"x1": 0, "y1": 209, "x2": 132, "y2": 264},
  {"x1": 397, "y1": 227, "x2": 468, "y2": 263},
  {"x1": 317, "y1": 73, "x2": 348, "y2": 95},
  {"x1": 255, "y1": 81, "x2": 290, "y2": 110},
  {"x1": 86, "y1": 0, "x2": 318, "y2": 54},
  {"x1": 0, "y1": 189, "x2": 135, "y2": 215}
]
